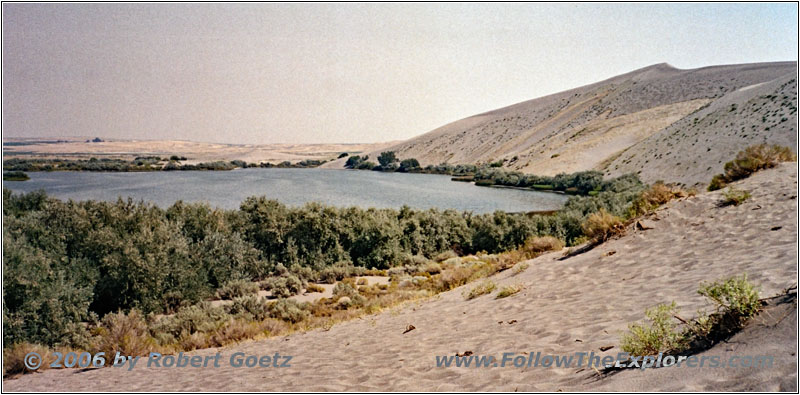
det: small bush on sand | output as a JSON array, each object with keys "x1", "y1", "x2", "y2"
[
  {"x1": 720, "y1": 187, "x2": 751, "y2": 207},
  {"x1": 216, "y1": 279, "x2": 259, "y2": 300},
  {"x1": 263, "y1": 275, "x2": 304, "y2": 298},
  {"x1": 305, "y1": 283, "x2": 325, "y2": 293},
  {"x1": 4, "y1": 343, "x2": 52, "y2": 377},
  {"x1": 520, "y1": 236, "x2": 564, "y2": 257},
  {"x1": 708, "y1": 144, "x2": 796, "y2": 191},
  {"x1": 94, "y1": 310, "x2": 159, "y2": 357},
  {"x1": 698, "y1": 274, "x2": 760, "y2": 327},
  {"x1": 581, "y1": 209, "x2": 625, "y2": 242},
  {"x1": 268, "y1": 299, "x2": 311, "y2": 323},
  {"x1": 464, "y1": 280, "x2": 496, "y2": 300},
  {"x1": 511, "y1": 262, "x2": 530, "y2": 275},
  {"x1": 356, "y1": 278, "x2": 368, "y2": 286},
  {"x1": 496, "y1": 283, "x2": 524, "y2": 299},
  {"x1": 622, "y1": 274, "x2": 761, "y2": 357},
  {"x1": 332, "y1": 282, "x2": 366, "y2": 307},
  {"x1": 152, "y1": 303, "x2": 229, "y2": 344},
  {"x1": 630, "y1": 182, "x2": 688, "y2": 216},
  {"x1": 621, "y1": 302, "x2": 687, "y2": 356},
  {"x1": 228, "y1": 296, "x2": 271, "y2": 321}
]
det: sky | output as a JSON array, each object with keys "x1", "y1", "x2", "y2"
[{"x1": 2, "y1": 3, "x2": 798, "y2": 145}]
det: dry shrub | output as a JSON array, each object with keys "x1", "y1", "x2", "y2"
[
  {"x1": 3, "y1": 343, "x2": 53, "y2": 377},
  {"x1": 428, "y1": 261, "x2": 498, "y2": 292},
  {"x1": 463, "y1": 280, "x2": 496, "y2": 300},
  {"x1": 305, "y1": 283, "x2": 325, "y2": 293},
  {"x1": 521, "y1": 236, "x2": 564, "y2": 257},
  {"x1": 496, "y1": 283, "x2": 524, "y2": 298},
  {"x1": 94, "y1": 310, "x2": 159, "y2": 357},
  {"x1": 630, "y1": 182, "x2": 687, "y2": 216},
  {"x1": 356, "y1": 278, "x2": 368, "y2": 286},
  {"x1": 581, "y1": 209, "x2": 625, "y2": 242},
  {"x1": 433, "y1": 250, "x2": 458, "y2": 262},
  {"x1": 210, "y1": 319, "x2": 263, "y2": 347},
  {"x1": 216, "y1": 279, "x2": 260, "y2": 299},
  {"x1": 512, "y1": 262, "x2": 530, "y2": 275},
  {"x1": 708, "y1": 144, "x2": 796, "y2": 191},
  {"x1": 179, "y1": 332, "x2": 211, "y2": 351}
]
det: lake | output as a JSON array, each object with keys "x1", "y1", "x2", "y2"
[{"x1": 2, "y1": 168, "x2": 568, "y2": 213}]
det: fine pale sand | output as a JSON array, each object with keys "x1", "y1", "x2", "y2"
[
  {"x1": 4, "y1": 164, "x2": 796, "y2": 391},
  {"x1": 322, "y1": 62, "x2": 796, "y2": 188}
]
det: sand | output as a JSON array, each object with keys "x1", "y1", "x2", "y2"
[
  {"x1": 321, "y1": 61, "x2": 797, "y2": 189},
  {"x1": 4, "y1": 163, "x2": 796, "y2": 391}
]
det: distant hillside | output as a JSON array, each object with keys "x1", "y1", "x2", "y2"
[{"x1": 325, "y1": 61, "x2": 797, "y2": 186}]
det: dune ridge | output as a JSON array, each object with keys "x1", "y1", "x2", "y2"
[{"x1": 323, "y1": 61, "x2": 797, "y2": 187}]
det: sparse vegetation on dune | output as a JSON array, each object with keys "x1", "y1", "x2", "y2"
[
  {"x1": 464, "y1": 280, "x2": 496, "y2": 300},
  {"x1": 621, "y1": 274, "x2": 762, "y2": 358},
  {"x1": 720, "y1": 187, "x2": 752, "y2": 207},
  {"x1": 708, "y1": 144, "x2": 795, "y2": 191},
  {"x1": 496, "y1": 283, "x2": 524, "y2": 299}
]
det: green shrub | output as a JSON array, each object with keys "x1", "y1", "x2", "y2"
[
  {"x1": 263, "y1": 275, "x2": 304, "y2": 298},
  {"x1": 151, "y1": 303, "x2": 229, "y2": 342},
  {"x1": 720, "y1": 187, "x2": 751, "y2": 207},
  {"x1": 268, "y1": 299, "x2": 311, "y2": 323},
  {"x1": 621, "y1": 302, "x2": 687, "y2": 356},
  {"x1": 216, "y1": 279, "x2": 259, "y2": 300},
  {"x1": 698, "y1": 274, "x2": 760, "y2": 325},
  {"x1": 228, "y1": 296, "x2": 271, "y2": 321}
]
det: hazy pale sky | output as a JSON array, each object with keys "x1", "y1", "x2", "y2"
[{"x1": 3, "y1": 3, "x2": 797, "y2": 144}]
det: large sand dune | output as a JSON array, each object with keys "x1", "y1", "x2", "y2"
[
  {"x1": 6, "y1": 163, "x2": 796, "y2": 391},
  {"x1": 323, "y1": 62, "x2": 797, "y2": 187}
]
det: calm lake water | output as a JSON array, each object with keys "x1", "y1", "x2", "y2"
[{"x1": 3, "y1": 168, "x2": 567, "y2": 213}]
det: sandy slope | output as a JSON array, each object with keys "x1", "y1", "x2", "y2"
[
  {"x1": 322, "y1": 62, "x2": 796, "y2": 187},
  {"x1": 5, "y1": 163, "x2": 796, "y2": 392}
]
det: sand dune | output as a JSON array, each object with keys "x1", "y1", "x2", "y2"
[
  {"x1": 6, "y1": 163, "x2": 796, "y2": 391},
  {"x1": 322, "y1": 62, "x2": 796, "y2": 188}
]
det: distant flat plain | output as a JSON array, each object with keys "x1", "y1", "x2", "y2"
[{"x1": 2, "y1": 137, "x2": 394, "y2": 164}]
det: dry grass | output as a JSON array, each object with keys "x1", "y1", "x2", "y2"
[
  {"x1": 581, "y1": 209, "x2": 625, "y2": 242},
  {"x1": 512, "y1": 262, "x2": 530, "y2": 275},
  {"x1": 520, "y1": 236, "x2": 564, "y2": 258},
  {"x1": 464, "y1": 280, "x2": 497, "y2": 300},
  {"x1": 496, "y1": 283, "x2": 524, "y2": 299},
  {"x1": 3, "y1": 343, "x2": 54, "y2": 377},
  {"x1": 630, "y1": 182, "x2": 690, "y2": 216},
  {"x1": 305, "y1": 283, "x2": 325, "y2": 293},
  {"x1": 92, "y1": 310, "x2": 161, "y2": 357}
]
